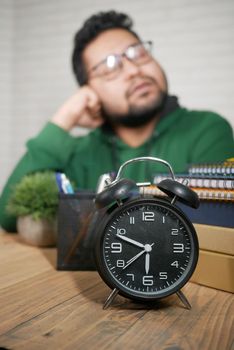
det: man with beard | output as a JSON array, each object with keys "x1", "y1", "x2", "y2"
[{"x1": 0, "y1": 10, "x2": 234, "y2": 232}]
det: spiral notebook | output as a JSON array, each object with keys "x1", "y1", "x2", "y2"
[{"x1": 151, "y1": 159, "x2": 234, "y2": 228}]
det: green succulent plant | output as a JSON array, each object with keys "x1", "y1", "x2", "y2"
[{"x1": 7, "y1": 171, "x2": 59, "y2": 221}]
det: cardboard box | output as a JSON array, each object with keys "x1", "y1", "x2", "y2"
[
  {"x1": 194, "y1": 224, "x2": 234, "y2": 255},
  {"x1": 191, "y1": 249, "x2": 234, "y2": 293}
]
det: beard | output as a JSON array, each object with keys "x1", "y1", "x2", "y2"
[{"x1": 101, "y1": 83, "x2": 168, "y2": 129}]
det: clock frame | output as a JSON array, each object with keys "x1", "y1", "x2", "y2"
[{"x1": 94, "y1": 157, "x2": 200, "y2": 309}]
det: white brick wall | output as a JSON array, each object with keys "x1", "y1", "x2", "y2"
[
  {"x1": 0, "y1": 0, "x2": 14, "y2": 191},
  {"x1": 1, "y1": 0, "x2": 234, "y2": 190}
]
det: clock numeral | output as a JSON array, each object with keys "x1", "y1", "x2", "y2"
[
  {"x1": 142, "y1": 275, "x2": 154, "y2": 286},
  {"x1": 171, "y1": 228, "x2": 179, "y2": 235},
  {"x1": 159, "y1": 272, "x2": 168, "y2": 280},
  {"x1": 117, "y1": 228, "x2": 126, "y2": 235},
  {"x1": 171, "y1": 260, "x2": 179, "y2": 268},
  {"x1": 129, "y1": 217, "x2": 135, "y2": 224},
  {"x1": 142, "y1": 212, "x2": 155, "y2": 221},
  {"x1": 173, "y1": 243, "x2": 184, "y2": 253},
  {"x1": 111, "y1": 242, "x2": 122, "y2": 253},
  {"x1": 126, "y1": 273, "x2": 135, "y2": 281},
  {"x1": 116, "y1": 259, "x2": 125, "y2": 268}
]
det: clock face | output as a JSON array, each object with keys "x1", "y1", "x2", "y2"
[{"x1": 95, "y1": 198, "x2": 199, "y2": 301}]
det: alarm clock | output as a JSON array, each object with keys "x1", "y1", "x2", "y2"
[{"x1": 94, "y1": 157, "x2": 200, "y2": 309}]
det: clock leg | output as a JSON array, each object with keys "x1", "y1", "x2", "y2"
[
  {"x1": 103, "y1": 288, "x2": 119, "y2": 309},
  {"x1": 176, "y1": 290, "x2": 191, "y2": 310}
]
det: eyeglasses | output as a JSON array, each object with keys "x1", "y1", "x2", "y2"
[{"x1": 88, "y1": 41, "x2": 153, "y2": 81}]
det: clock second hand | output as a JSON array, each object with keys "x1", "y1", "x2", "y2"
[
  {"x1": 122, "y1": 250, "x2": 145, "y2": 270},
  {"x1": 123, "y1": 243, "x2": 154, "y2": 270}
]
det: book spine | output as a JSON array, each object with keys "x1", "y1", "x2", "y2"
[
  {"x1": 192, "y1": 188, "x2": 234, "y2": 201},
  {"x1": 140, "y1": 185, "x2": 234, "y2": 201},
  {"x1": 188, "y1": 162, "x2": 234, "y2": 176},
  {"x1": 153, "y1": 175, "x2": 234, "y2": 189}
]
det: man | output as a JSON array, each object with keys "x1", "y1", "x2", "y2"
[{"x1": 0, "y1": 10, "x2": 234, "y2": 232}]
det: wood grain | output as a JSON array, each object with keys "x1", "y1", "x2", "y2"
[{"x1": 0, "y1": 232, "x2": 233, "y2": 350}]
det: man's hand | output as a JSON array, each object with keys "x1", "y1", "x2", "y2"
[{"x1": 51, "y1": 86, "x2": 103, "y2": 131}]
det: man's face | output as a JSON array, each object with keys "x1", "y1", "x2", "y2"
[{"x1": 83, "y1": 29, "x2": 168, "y2": 126}]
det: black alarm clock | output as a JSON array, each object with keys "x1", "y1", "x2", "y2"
[{"x1": 94, "y1": 157, "x2": 200, "y2": 309}]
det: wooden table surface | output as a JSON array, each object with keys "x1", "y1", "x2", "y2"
[{"x1": 0, "y1": 231, "x2": 233, "y2": 350}]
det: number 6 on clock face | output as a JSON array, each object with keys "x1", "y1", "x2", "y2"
[{"x1": 95, "y1": 197, "x2": 199, "y2": 302}]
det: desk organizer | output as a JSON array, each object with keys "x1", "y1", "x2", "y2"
[{"x1": 57, "y1": 191, "x2": 98, "y2": 271}]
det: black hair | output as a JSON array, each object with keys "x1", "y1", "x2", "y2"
[{"x1": 72, "y1": 10, "x2": 140, "y2": 85}]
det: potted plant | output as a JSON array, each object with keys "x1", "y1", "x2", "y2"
[{"x1": 7, "y1": 171, "x2": 59, "y2": 247}]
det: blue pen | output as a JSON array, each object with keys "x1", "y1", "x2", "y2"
[
  {"x1": 61, "y1": 174, "x2": 74, "y2": 194},
  {"x1": 55, "y1": 172, "x2": 63, "y2": 192},
  {"x1": 55, "y1": 172, "x2": 74, "y2": 194}
]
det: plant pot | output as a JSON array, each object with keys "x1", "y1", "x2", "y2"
[{"x1": 17, "y1": 215, "x2": 57, "y2": 247}]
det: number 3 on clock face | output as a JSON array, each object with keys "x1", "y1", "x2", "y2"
[{"x1": 95, "y1": 198, "x2": 199, "y2": 302}]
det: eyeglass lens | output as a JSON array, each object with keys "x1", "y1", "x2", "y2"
[{"x1": 91, "y1": 42, "x2": 152, "y2": 79}]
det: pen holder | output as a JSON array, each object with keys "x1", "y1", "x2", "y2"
[{"x1": 56, "y1": 191, "x2": 98, "y2": 270}]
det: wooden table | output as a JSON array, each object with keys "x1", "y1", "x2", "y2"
[{"x1": 0, "y1": 231, "x2": 233, "y2": 350}]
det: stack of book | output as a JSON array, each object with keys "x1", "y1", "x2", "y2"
[
  {"x1": 141, "y1": 158, "x2": 234, "y2": 293},
  {"x1": 151, "y1": 158, "x2": 234, "y2": 228}
]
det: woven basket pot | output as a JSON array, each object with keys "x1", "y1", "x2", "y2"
[{"x1": 17, "y1": 215, "x2": 57, "y2": 247}]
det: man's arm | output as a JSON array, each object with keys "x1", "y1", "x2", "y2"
[
  {"x1": 0, "y1": 123, "x2": 77, "y2": 231},
  {"x1": 0, "y1": 87, "x2": 103, "y2": 232},
  {"x1": 190, "y1": 113, "x2": 234, "y2": 163}
]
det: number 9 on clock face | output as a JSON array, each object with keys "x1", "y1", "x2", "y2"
[{"x1": 95, "y1": 198, "x2": 199, "y2": 301}]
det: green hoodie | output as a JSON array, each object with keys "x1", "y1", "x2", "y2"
[{"x1": 0, "y1": 107, "x2": 233, "y2": 231}]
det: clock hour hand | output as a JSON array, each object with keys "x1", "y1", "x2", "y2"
[{"x1": 116, "y1": 234, "x2": 144, "y2": 248}]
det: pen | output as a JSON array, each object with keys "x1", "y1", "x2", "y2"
[
  {"x1": 61, "y1": 174, "x2": 74, "y2": 194},
  {"x1": 55, "y1": 172, "x2": 74, "y2": 194}
]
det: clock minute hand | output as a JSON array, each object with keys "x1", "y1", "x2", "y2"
[
  {"x1": 116, "y1": 234, "x2": 144, "y2": 248},
  {"x1": 145, "y1": 253, "x2": 150, "y2": 274},
  {"x1": 144, "y1": 243, "x2": 154, "y2": 274}
]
